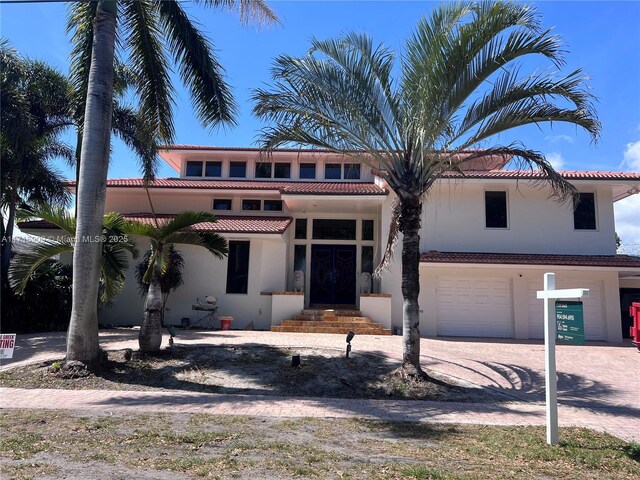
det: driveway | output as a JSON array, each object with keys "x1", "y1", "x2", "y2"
[{"x1": 2, "y1": 329, "x2": 638, "y2": 441}]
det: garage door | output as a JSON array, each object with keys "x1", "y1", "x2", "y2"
[
  {"x1": 528, "y1": 280, "x2": 605, "y2": 340},
  {"x1": 436, "y1": 276, "x2": 513, "y2": 337}
]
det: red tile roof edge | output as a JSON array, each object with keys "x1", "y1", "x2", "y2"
[
  {"x1": 63, "y1": 179, "x2": 388, "y2": 195},
  {"x1": 420, "y1": 251, "x2": 640, "y2": 268},
  {"x1": 18, "y1": 215, "x2": 293, "y2": 235}
]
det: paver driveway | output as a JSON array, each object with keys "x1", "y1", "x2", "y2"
[{"x1": 1, "y1": 329, "x2": 638, "y2": 441}]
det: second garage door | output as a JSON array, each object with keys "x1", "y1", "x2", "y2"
[{"x1": 436, "y1": 276, "x2": 514, "y2": 337}]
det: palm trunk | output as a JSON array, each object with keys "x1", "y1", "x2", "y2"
[
  {"x1": 139, "y1": 262, "x2": 163, "y2": 352},
  {"x1": 399, "y1": 198, "x2": 422, "y2": 369},
  {"x1": 67, "y1": 1, "x2": 117, "y2": 365}
]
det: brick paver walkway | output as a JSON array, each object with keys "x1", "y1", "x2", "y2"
[{"x1": 1, "y1": 330, "x2": 638, "y2": 442}]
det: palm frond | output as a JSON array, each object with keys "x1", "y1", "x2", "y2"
[
  {"x1": 120, "y1": 0, "x2": 175, "y2": 143},
  {"x1": 17, "y1": 205, "x2": 76, "y2": 235},
  {"x1": 166, "y1": 231, "x2": 228, "y2": 259},
  {"x1": 195, "y1": 0, "x2": 280, "y2": 27},
  {"x1": 156, "y1": 0, "x2": 237, "y2": 128},
  {"x1": 9, "y1": 239, "x2": 73, "y2": 294},
  {"x1": 157, "y1": 211, "x2": 218, "y2": 239},
  {"x1": 111, "y1": 103, "x2": 159, "y2": 181}
]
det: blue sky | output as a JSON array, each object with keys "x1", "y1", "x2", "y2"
[{"x1": 2, "y1": 0, "x2": 639, "y2": 246}]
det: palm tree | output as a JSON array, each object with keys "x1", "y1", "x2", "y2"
[
  {"x1": 253, "y1": 1, "x2": 600, "y2": 373},
  {"x1": 0, "y1": 41, "x2": 73, "y2": 289},
  {"x1": 9, "y1": 206, "x2": 138, "y2": 305},
  {"x1": 135, "y1": 245, "x2": 185, "y2": 328},
  {"x1": 66, "y1": 0, "x2": 278, "y2": 364},
  {"x1": 124, "y1": 212, "x2": 227, "y2": 352}
]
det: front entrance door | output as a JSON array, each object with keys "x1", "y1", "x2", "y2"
[{"x1": 310, "y1": 245, "x2": 356, "y2": 306}]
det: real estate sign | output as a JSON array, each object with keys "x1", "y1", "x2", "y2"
[
  {"x1": 0, "y1": 334, "x2": 16, "y2": 359},
  {"x1": 555, "y1": 301, "x2": 585, "y2": 345}
]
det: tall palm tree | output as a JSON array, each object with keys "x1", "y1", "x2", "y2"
[
  {"x1": 0, "y1": 41, "x2": 73, "y2": 289},
  {"x1": 10, "y1": 206, "x2": 138, "y2": 306},
  {"x1": 66, "y1": 0, "x2": 278, "y2": 364},
  {"x1": 124, "y1": 212, "x2": 227, "y2": 352},
  {"x1": 253, "y1": 1, "x2": 600, "y2": 373}
]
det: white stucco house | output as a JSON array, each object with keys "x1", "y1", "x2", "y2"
[{"x1": 20, "y1": 146, "x2": 640, "y2": 341}]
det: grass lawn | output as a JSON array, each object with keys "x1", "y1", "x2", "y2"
[{"x1": 1, "y1": 409, "x2": 638, "y2": 479}]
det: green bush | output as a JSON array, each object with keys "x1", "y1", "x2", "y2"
[{"x1": 1, "y1": 260, "x2": 72, "y2": 333}]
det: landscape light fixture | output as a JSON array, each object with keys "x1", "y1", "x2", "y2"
[
  {"x1": 345, "y1": 331, "x2": 355, "y2": 358},
  {"x1": 291, "y1": 354, "x2": 301, "y2": 367}
]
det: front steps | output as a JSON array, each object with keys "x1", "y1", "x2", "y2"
[{"x1": 271, "y1": 309, "x2": 392, "y2": 335}]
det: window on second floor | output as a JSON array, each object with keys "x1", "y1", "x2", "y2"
[
  {"x1": 263, "y1": 199, "x2": 283, "y2": 211},
  {"x1": 213, "y1": 199, "x2": 232, "y2": 211},
  {"x1": 229, "y1": 161, "x2": 247, "y2": 178},
  {"x1": 344, "y1": 163, "x2": 361, "y2": 180},
  {"x1": 299, "y1": 163, "x2": 316, "y2": 179},
  {"x1": 274, "y1": 162, "x2": 291, "y2": 179},
  {"x1": 325, "y1": 163, "x2": 341, "y2": 180},
  {"x1": 185, "y1": 161, "x2": 202, "y2": 177},
  {"x1": 485, "y1": 191, "x2": 508, "y2": 228},
  {"x1": 574, "y1": 192, "x2": 596, "y2": 230},
  {"x1": 242, "y1": 199, "x2": 261, "y2": 211},
  {"x1": 205, "y1": 161, "x2": 222, "y2": 177},
  {"x1": 255, "y1": 162, "x2": 272, "y2": 179}
]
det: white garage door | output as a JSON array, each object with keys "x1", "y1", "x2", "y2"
[
  {"x1": 528, "y1": 280, "x2": 605, "y2": 340},
  {"x1": 436, "y1": 276, "x2": 513, "y2": 337}
]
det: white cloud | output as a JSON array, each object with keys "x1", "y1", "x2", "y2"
[
  {"x1": 545, "y1": 152, "x2": 564, "y2": 170},
  {"x1": 614, "y1": 194, "x2": 640, "y2": 253},
  {"x1": 622, "y1": 140, "x2": 640, "y2": 171},
  {"x1": 545, "y1": 134, "x2": 574, "y2": 144}
]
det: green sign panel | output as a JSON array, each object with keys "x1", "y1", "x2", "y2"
[{"x1": 556, "y1": 301, "x2": 585, "y2": 345}]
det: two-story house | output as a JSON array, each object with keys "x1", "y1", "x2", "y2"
[{"x1": 19, "y1": 146, "x2": 640, "y2": 342}]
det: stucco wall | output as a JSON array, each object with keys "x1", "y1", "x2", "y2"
[
  {"x1": 422, "y1": 181, "x2": 616, "y2": 255},
  {"x1": 99, "y1": 236, "x2": 287, "y2": 331}
]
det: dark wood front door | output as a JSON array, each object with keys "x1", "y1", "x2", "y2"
[{"x1": 310, "y1": 245, "x2": 356, "y2": 306}]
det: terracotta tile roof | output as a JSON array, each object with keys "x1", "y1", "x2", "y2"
[
  {"x1": 19, "y1": 214, "x2": 293, "y2": 235},
  {"x1": 440, "y1": 170, "x2": 640, "y2": 181},
  {"x1": 420, "y1": 251, "x2": 640, "y2": 268},
  {"x1": 64, "y1": 178, "x2": 387, "y2": 195}
]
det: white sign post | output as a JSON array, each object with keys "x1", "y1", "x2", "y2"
[{"x1": 536, "y1": 273, "x2": 588, "y2": 445}]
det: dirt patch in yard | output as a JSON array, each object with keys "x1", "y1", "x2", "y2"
[
  {"x1": 0, "y1": 344, "x2": 499, "y2": 402},
  {"x1": 1, "y1": 410, "x2": 638, "y2": 479}
]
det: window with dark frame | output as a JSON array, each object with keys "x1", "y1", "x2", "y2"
[
  {"x1": 255, "y1": 162, "x2": 272, "y2": 178},
  {"x1": 229, "y1": 161, "x2": 246, "y2": 178},
  {"x1": 299, "y1": 163, "x2": 316, "y2": 179},
  {"x1": 213, "y1": 199, "x2": 232, "y2": 211},
  {"x1": 295, "y1": 218, "x2": 307, "y2": 239},
  {"x1": 362, "y1": 220, "x2": 374, "y2": 240},
  {"x1": 485, "y1": 191, "x2": 508, "y2": 228},
  {"x1": 312, "y1": 219, "x2": 357, "y2": 240},
  {"x1": 185, "y1": 161, "x2": 202, "y2": 177},
  {"x1": 263, "y1": 199, "x2": 283, "y2": 211},
  {"x1": 226, "y1": 241, "x2": 250, "y2": 294},
  {"x1": 205, "y1": 161, "x2": 222, "y2": 177},
  {"x1": 325, "y1": 163, "x2": 341, "y2": 179},
  {"x1": 344, "y1": 163, "x2": 361, "y2": 180},
  {"x1": 274, "y1": 163, "x2": 291, "y2": 179},
  {"x1": 242, "y1": 199, "x2": 261, "y2": 211},
  {"x1": 574, "y1": 192, "x2": 596, "y2": 230}
]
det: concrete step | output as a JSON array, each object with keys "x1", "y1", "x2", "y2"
[
  {"x1": 271, "y1": 326, "x2": 392, "y2": 335},
  {"x1": 292, "y1": 315, "x2": 372, "y2": 323},
  {"x1": 280, "y1": 320, "x2": 382, "y2": 328},
  {"x1": 302, "y1": 309, "x2": 362, "y2": 317}
]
